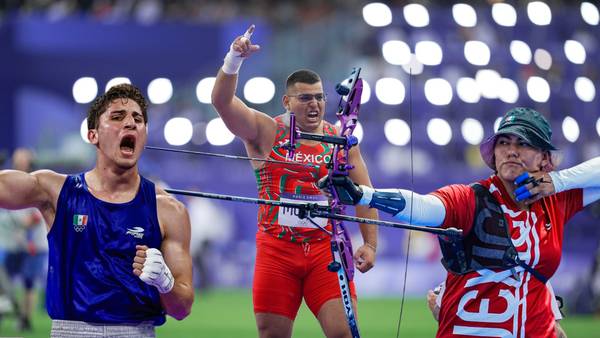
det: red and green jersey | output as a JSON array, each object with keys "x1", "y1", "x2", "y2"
[
  {"x1": 255, "y1": 115, "x2": 337, "y2": 243},
  {"x1": 431, "y1": 175, "x2": 583, "y2": 338}
]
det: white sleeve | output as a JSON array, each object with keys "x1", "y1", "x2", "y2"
[
  {"x1": 359, "y1": 187, "x2": 446, "y2": 227},
  {"x1": 546, "y1": 281, "x2": 562, "y2": 321},
  {"x1": 549, "y1": 157, "x2": 600, "y2": 207}
]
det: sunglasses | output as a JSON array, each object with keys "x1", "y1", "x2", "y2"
[{"x1": 288, "y1": 93, "x2": 327, "y2": 103}]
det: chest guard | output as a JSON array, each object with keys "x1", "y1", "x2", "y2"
[{"x1": 438, "y1": 183, "x2": 547, "y2": 283}]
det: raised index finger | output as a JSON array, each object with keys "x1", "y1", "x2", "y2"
[{"x1": 243, "y1": 24, "x2": 255, "y2": 39}]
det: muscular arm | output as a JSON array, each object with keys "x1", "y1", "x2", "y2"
[
  {"x1": 211, "y1": 27, "x2": 276, "y2": 156},
  {"x1": 0, "y1": 169, "x2": 64, "y2": 228},
  {"x1": 347, "y1": 146, "x2": 378, "y2": 272},
  {"x1": 156, "y1": 194, "x2": 194, "y2": 320}
]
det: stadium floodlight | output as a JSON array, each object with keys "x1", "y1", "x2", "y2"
[
  {"x1": 384, "y1": 119, "x2": 411, "y2": 146},
  {"x1": 360, "y1": 80, "x2": 371, "y2": 104},
  {"x1": 401, "y1": 54, "x2": 424, "y2": 75},
  {"x1": 597, "y1": 118, "x2": 600, "y2": 137},
  {"x1": 562, "y1": 116, "x2": 580, "y2": 143},
  {"x1": 105, "y1": 77, "x2": 131, "y2": 93},
  {"x1": 206, "y1": 117, "x2": 235, "y2": 146},
  {"x1": 243, "y1": 77, "x2": 275, "y2": 104},
  {"x1": 164, "y1": 117, "x2": 193, "y2": 146},
  {"x1": 382, "y1": 40, "x2": 411, "y2": 65},
  {"x1": 375, "y1": 78, "x2": 405, "y2": 105},
  {"x1": 527, "y1": 1, "x2": 552, "y2": 25},
  {"x1": 564, "y1": 40, "x2": 587, "y2": 64},
  {"x1": 464, "y1": 41, "x2": 490, "y2": 66},
  {"x1": 73, "y1": 77, "x2": 98, "y2": 104},
  {"x1": 452, "y1": 3, "x2": 477, "y2": 27},
  {"x1": 335, "y1": 121, "x2": 363, "y2": 143},
  {"x1": 492, "y1": 3, "x2": 517, "y2": 27},
  {"x1": 527, "y1": 76, "x2": 550, "y2": 102},
  {"x1": 148, "y1": 78, "x2": 173, "y2": 104},
  {"x1": 456, "y1": 77, "x2": 481, "y2": 103},
  {"x1": 196, "y1": 77, "x2": 216, "y2": 104},
  {"x1": 498, "y1": 78, "x2": 519, "y2": 103},
  {"x1": 534, "y1": 49, "x2": 553, "y2": 70},
  {"x1": 363, "y1": 3, "x2": 392, "y2": 27},
  {"x1": 427, "y1": 118, "x2": 452, "y2": 146},
  {"x1": 403, "y1": 4, "x2": 429, "y2": 27},
  {"x1": 80, "y1": 118, "x2": 90, "y2": 143},
  {"x1": 574, "y1": 77, "x2": 596, "y2": 102},
  {"x1": 510, "y1": 40, "x2": 532, "y2": 64},
  {"x1": 461, "y1": 118, "x2": 484, "y2": 145},
  {"x1": 581, "y1": 2, "x2": 600, "y2": 25},
  {"x1": 475, "y1": 69, "x2": 502, "y2": 99},
  {"x1": 424, "y1": 78, "x2": 453, "y2": 106},
  {"x1": 415, "y1": 41, "x2": 443, "y2": 66}
]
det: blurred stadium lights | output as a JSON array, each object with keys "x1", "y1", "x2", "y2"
[
  {"x1": 424, "y1": 78, "x2": 453, "y2": 106},
  {"x1": 80, "y1": 119, "x2": 89, "y2": 144},
  {"x1": 403, "y1": 3, "x2": 429, "y2": 27},
  {"x1": 527, "y1": 1, "x2": 552, "y2": 26},
  {"x1": 243, "y1": 77, "x2": 275, "y2": 104},
  {"x1": 581, "y1": 2, "x2": 600, "y2": 25},
  {"x1": 526, "y1": 76, "x2": 551, "y2": 103},
  {"x1": 401, "y1": 54, "x2": 424, "y2": 75},
  {"x1": 362, "y1": 3, "x2": 392, "y2": 27},
  {"x1": 384, "y1": 119, "x2": 411, "y2": 146},
  {"x1": 360, "y1": 80, "x2": 371, "y2": 104},
  {"x1": 382, "y1": 40, "x2": 411, "y2": 65},
  {"x1": 206, "y1": 117, "x2": 235, "y2": 146},
  {"x1": 533, "y1": 49, "x2": 552, "y2": 70},
  {"x1": 597, "y1": 118, "x2": 600, "y2": 137},
  {"x1": 452, "y1": 3, "x2": 477, "y2": 28},
  {"x1": 562, "y1": 116, "x2": 580, "y2": 143},
  {"x1": 335, "y1": 121, "x2": 364, "y2": 144},
  {"x1": 464, "y1": 41, "x2": 490, "y2": 66},
  {"x1": 498, "y1": 78, "x2": 519, "y2": 104},
  {"x1": 564, "y1": 40, "x2": 587, "y2": 64},
  {"x1": 164, "y1": 117, "x2": 193, "y2": 146},
  {"x1": 461, "y1": 118, "x2": 484, "y2": 145},
  {"x1": 105, "y1": 77, "x2": 131, "y2": 93},
  {"x1": 375, "y1": 78, "x2": 405, "y2": 105},
  {"x1": 427, "y1": 118, "x2": 452, "y2": 146},
  {"x1": 510, "y1": 40, "x2": 532, "y2": 64},
  {"x1": 72, "y1": 77, "x2": 98, "y2": 104},
  {"x1": 491, "y1": 3, "x2": 517, "y2": 27},
  {"x1": 475, "y1": 69, "x2": 502, "y2": 99},
  {"x1": 575, "y1": 77, "x2": 596, "y2": 102},
  {"x1": 456, "y1": 77, "x2": 481, "y2": 103},
  {"x1": 415, "y1": 41, "x2": 443, "y2": 66},
  {"x1": 147, "y1": 78, "x2": 173, "y2": 104},
  {"x1": 196, "y1": 77, "x2": 216, "y2": 104}
]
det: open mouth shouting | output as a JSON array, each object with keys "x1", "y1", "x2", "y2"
[
  {"x1": 119, "y1": 135, "x2": 137, "y2": 156},
  {"x1": 306, "y1": 110, "x2": 320, "y2": 123}
]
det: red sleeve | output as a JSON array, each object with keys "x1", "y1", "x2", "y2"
[
  {"x1": 551, "y1": 188, "x2": 584, "y2": 225},
  {"x1": 430, "y1": 184, "x2": 476, "y2": 234}
]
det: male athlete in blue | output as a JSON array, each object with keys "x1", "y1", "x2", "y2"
[{"x1": 0, "y1": 84, "x2": 194, "y2": 337}]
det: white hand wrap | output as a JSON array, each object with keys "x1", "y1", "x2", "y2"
[
  {"x1": 139, "y1": 248, "x2": 174, "y2": 294},
  {"x1": 222, "y1": 30, "x2": 253, "y2": 75}
]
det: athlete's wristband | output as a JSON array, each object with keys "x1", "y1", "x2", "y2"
[{"x1": 222, "y1": 50, "x2": 244, "y2": 75}]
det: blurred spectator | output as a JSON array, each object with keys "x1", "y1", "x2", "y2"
[
  {"x1": 186, "y1": 195, "x2": 234, "y2": 291},
  {"x1": 0, "y1": 148, "x2": 48, "y2": 331}
]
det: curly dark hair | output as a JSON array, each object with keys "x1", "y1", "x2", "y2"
[{"x1": 87, "y1": 83, "x2": 148, "y2": 130}]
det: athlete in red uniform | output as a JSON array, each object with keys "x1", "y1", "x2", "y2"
[
  {"x1": 211, "y1": 26, "x2": 378, "y2": 338},
  {"x1": 324, "y1": 107, "x2": 600, "y2": 337}
]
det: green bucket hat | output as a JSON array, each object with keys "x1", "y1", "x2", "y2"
[{"x1": 479, "y1": 107, "x2": 558, "y2": 169}]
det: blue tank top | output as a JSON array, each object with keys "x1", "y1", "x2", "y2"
[{"x1": 47, "y1": 173, "x2": 166, "y2": 325}]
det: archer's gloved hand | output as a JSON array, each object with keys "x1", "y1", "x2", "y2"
[
  {"x1": 318, "y1": 174, "x2": 363, "y2": 205},
  {"x1": 133, "y1": 245, "x2": 174, "y2": 294}
]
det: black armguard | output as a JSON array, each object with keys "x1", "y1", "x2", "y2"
[
  {"x1": 329, "y1": 175, "x2": 363, "y2": 205},
  {"x1": 369, "y1": 190, "x2": 406, "y2": 216}
]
